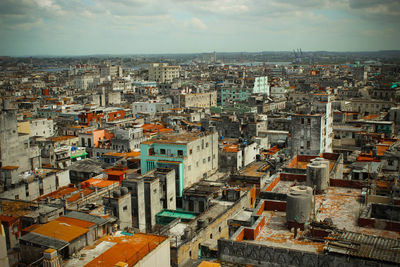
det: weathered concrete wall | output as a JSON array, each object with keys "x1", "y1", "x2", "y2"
[
  {"x1": 0, "y1": 224, "x2": 9, "y2": 267},
  {"x1": 68, "y1": 235, "x2": 87, "y2": 255},
  {"x1": 173, "y1": 188, "x2": 253, "y2": 266},
  {"x1": 20, "y1": 244, "x2": 43, "y2": 264},
  {"x1": 136, "y1": 238, "x2": 170, "y2": 267},
  {"x1": 56, "y1": 170, "x2": 71, "y2": 188},
  {"x1": 42, "y1": 173, "x2": 57, "y2": 195},
  {"x1": 243, "y1": 142, "x2": 259, "y2": 167},
  {"x1": 0, "y1": 110, "x2": 32, "y2": 172},
  {"x1": 218, "y1": 239, "x2": 396, "y2": 267}
]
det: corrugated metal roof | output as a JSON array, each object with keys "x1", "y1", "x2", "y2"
[
  {"x1": 325, "y1": 230, "x2": 400, "y2": 264},
  {"x1": 32, "y1": 220, "x2": 88, "y2": 242},
  {"x1": 55, "y1": 216, "x2": 96, "y2": 229},
  {"x1": 64, "y1": 211, "x2": 108, "y2": 226},
  {"x1": 19, "y1": 232, "x2": 69, "y2": 250}
]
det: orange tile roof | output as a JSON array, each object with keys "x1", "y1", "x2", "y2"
[
  {"x1": 361, "y1": 114, "x2": 379, "y2": 120},
  {"x1": 376, "y1": 144, "x2": 390, "y2": 156},
  {"x1": 55, "y1": 216, "x2": 95, "y2": 229},
  {"x1": 70, "y1": 125, "x2": 88, "y2": 129},
  {"x1": 36, "y1": 185, "x2": 77, "y2": 201},
  {"x1": 0, "y1": 215, "x2": 19, "y2": 224},
  {"x1": 22, "y1": 224, "x2": 41, "y2": 233},
  {"x1": 81, "y1": 178, "x2": 118, "y2": 188},
  {"x1": 67, "y1": 188, "x2": 94, "y2": 203},
  {"x1": 105, "y1": 170, "x2": 125, "y2": 176},
  {"x1": 50, "y1": 135, "x2": 77, "y2": 142},
  {"x1": 198, "y1": 262, "x2": 221, "y2": 267},
  {"x1": 264, "y1": 145, "x2": 280, "y2": 156},
  {"x1": 0, "y1": 166, "x2": 19, "y2": 170},
  {"x1": 356, "y1": 153, "x2": 380, "y2": 162},
  {"x1": 103, "y1": 151, "x2": 140, "y2": 158},
  {"x1": 32, "y1": 220, "x2": 89, "y2": 242},
  {"x1": 84, "y1": 234, "x2": 167, "y2": 267},
  {"x1": 223, "y1": 144, "x2": 239, "y2": 153}
]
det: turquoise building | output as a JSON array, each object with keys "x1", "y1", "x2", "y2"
[
  {"x1": 218, "y1": 87, "x2": 251, "y2": 106},
  {"x1": 141, "y1": 141, "x2": 186, "y2": 197},
  {"x1": 140, "y1": 132, "x2": 219, "y2": 199}
]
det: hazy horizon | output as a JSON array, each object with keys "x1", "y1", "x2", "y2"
[{"x1": 1, "y1": 0, "x2": 399, "y2": 56}]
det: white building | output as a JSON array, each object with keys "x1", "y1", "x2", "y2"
[
  {"x1": 132, "y1": 101, "x2": 173, "y2": 115},
  {"x1": 18, "y1": 118, "x2": 54, "y2": 138},
  {"x1": 148, "y1": 63, "x2": 180, "y2": 83},
  {"x1": 251, "y1": 76, "x2": 270, "y2": 95},
  {"x1": 270, "y1": 86, "x2": 287, "y2": 99}
]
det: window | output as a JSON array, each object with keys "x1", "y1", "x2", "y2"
[
  {"x1": 307, "y1": 141, "x2": 310, "y2": 148},
  {"x1": 178, "y1": 150, "x2": 183, "y2": 156},
  {"x1": 208, "y1": 156, "x2": 211, "y2": 162},
  {"x1": 301, "y1": 118, "x2": 304, "y2": 124},
  {"x1": 197, "y1": 145, "x2": 200, "y2": 151},
  {"x1": 123, "y1": 206, "x2": 128, "y2": 211},
  {"x1": 189, "y1": 149, "x2": 193, "y2": 155},
  {"x1": 196, "y1": 161, "x2": 199, "y2": 167},
  {"x1": 206, "y1": 142, "x2": 209, "y2": 148},
  {"x1": 203, "y1": 158, "x2": 206, "y2": 164},
  {"x1": 307, "y1": 118, "x2": 311, "y2": 124},
  {"x1": 160, "y1": 149, "x2": 166, "y2": 154}
]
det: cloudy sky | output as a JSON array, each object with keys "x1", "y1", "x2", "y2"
[{"x1": 1, "y1": 0, "x2": 399, "y2": 56}]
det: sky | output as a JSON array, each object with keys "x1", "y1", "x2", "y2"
[{"x1": 0, "y1": 0, "x2": 399, "y2": 56}]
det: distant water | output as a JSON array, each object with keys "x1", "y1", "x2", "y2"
[
  {"x1": 232, "y1": 62, "x2": 292, "y2": 66},
  {"x1": 39, "y1": 67, "x2": 69, "y2": 72}
]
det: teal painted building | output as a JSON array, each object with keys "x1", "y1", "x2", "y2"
[
  {"x1": 218, "y1": 87, "x2": 251, "y2": 106},
  {"x1": 140, "y1": 132, "x2": 219, "y2": 199},
  {"x1": 141, "y1": 141, "x2": 186, "y2": 197}
]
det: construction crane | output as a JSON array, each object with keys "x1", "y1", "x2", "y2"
[{"x1": 293, "y1": 48, "x2": 302, "y2": 63}]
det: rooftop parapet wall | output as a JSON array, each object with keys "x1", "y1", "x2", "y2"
[{"x1": 218, "y1": 238, "x2": 398, "y2": 267}]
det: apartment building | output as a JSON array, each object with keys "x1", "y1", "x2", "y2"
[
  {"x1": 17, "y1": 118, "x2": 54, "y2": 138},
  {"x1": 148, "y1": 63, "x2": 180, "y2": 83},
  {"x1": 290, "y1": 94, "x2": 333, "y2": 156},
  {"x1": 140, "y1": 131, "x2": 218, "y2": 199},
  {"x1": 179, "y1": 91, "x2": 217, "y2": 108}
]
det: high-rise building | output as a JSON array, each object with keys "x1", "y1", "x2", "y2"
[
  {"x1": 0, "y1": 101, "x2": 33, "y2": 172},
  {"x1": 290, "y1": 93, "x2": 333, "y2": 156}
]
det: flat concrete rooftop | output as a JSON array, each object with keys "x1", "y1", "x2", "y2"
[{"x1": 248, "y1": 187, "x2": 400, "y2": 253}]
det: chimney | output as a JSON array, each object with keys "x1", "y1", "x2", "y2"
[{"x1": 42, "y1": 248, "x2": 60, "y2": 267}]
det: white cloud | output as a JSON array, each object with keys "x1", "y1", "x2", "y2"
[{"x1": 185, "y1": 17, "x2": 207, "y2": 30}]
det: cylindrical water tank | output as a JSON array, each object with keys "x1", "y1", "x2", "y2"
[
  {"x1": 286, "y1": 186, "x2": 313, "y2": 224},
  {"x1": 113, "y1": 190, "x2": 121, "y2": 198},
  {"x1": 312, "y1": 158, "x2": 330, "y2": 180},
  {"x1": 307, "y1": 158, "x2": 329, "y2": 192},
  {"x1": 121, "y1": 187, "x2": 129, "y2": 195},
  {"x1": 184, "y1": 227, "x2": 192, "y2": 240}
]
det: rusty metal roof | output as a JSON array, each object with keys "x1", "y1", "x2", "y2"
[{"x1": 325, "y1": 230, "x2": 400, "y2": 264}]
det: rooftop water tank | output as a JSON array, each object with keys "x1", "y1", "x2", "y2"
[
  {"x1": 306, "y1": 158, "x2": 329, "y2": 193},
  {"x1": 121, "y1": 187, "x2": 129, "y2": 195},
  {"x1": 286, "y1": 186, "x2": 313, "y2": 224},
  {"x1": 113, "y1": 190, "x2": 121, "y2": 198}
]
